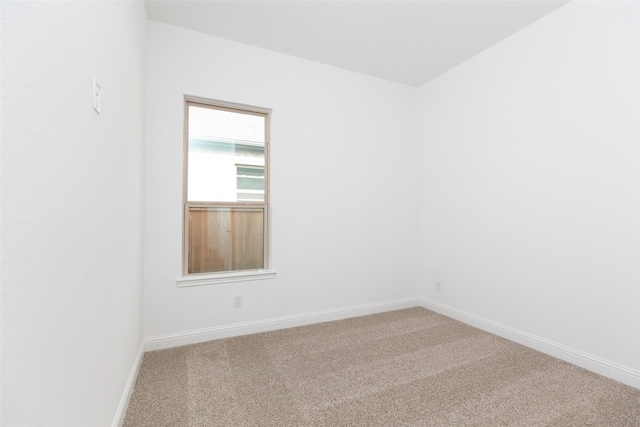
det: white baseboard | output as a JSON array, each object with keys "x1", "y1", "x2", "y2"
[
  {"x1": 112, "y1": 340, "x2": 145, "y2": 427},
  {"x1": 145, "y1": 297, "x2": 420, "y2": 352},
  {"x1": 418, "y1": 297, "x2": 640, "y2": 389}
]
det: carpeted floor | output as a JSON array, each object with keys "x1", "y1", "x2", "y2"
[{"x1": 123, "y1": 307, "x2": 640, "y2": 426}]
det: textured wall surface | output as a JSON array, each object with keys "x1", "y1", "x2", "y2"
[
  {"x1": 417, "y1": 1, "x2": 639, "y2": 375},
  {"x1": 1, "y1": 2, "x2": 146, "y2": 425}
]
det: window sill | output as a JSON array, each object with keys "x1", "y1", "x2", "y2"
[{"x1": 177, "y1": 269, "x2": 277, "y2": 287}]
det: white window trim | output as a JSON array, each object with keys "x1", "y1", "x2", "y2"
[{"x1": 177, "y1": 269, "x2": 277, "y2": 287}]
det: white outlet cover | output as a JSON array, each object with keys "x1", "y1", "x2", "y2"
[
  {"x1": 233, "y1": 295, "x2": 242, "y2": 307},
  {"x1": 93, "y1": 79, "x2": 101, "y2": 114}
]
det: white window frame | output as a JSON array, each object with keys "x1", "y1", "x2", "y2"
[{"x1": 177, "y1": 96, "x2": 276, "y2": 287}]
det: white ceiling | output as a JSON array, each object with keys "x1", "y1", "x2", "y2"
[{"x1": 145, "y1": 0, "x2": 570, "y2": 87}]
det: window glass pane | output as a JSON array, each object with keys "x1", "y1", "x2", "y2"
[
  {"x1": 188, "y1": 207, "x2": 265, "y2": 274},
  {"x1": 188, "y1": 106, "x2": 265, "y2": 202},
  {"x1": 189, "y1": 106, "x2": 264, "y2": 143},
  {"x1": 236, "y1": 165, "x2": 264, "y2": 201},
  {"x1": 237, "y1": 166, "x2": 263, "y2": 177},
  {"x1": 237, "y1": 177, "x2": 264, "y2": 190}
]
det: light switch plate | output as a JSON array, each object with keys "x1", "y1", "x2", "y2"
[{"x1": 93, "y1": 78, "x2": 101, "y2": 114}]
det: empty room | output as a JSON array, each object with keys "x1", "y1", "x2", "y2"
[{"x1": 2, "y1": 0, "x2": 639, "y2": 425}]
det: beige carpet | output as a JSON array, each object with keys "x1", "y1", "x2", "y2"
[{"x1": 124, "y1": 307, "x2": 640, "y2": 426}]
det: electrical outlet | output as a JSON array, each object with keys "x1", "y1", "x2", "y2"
[
  {"x1": 436, "y1": 281, "x2": 442, "y2": 292},
  {"x1": 233, "y1": 295, "x2": 242, "y2": 308}
]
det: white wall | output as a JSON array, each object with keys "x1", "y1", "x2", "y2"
[
  {"x1": 1, "y1": 2, "x2": 146, "y2": 425},
  {"x1": 418, "y1": 0, "x2": 639, "y2": 378},
  {"x1": 144, "y1": 21, "x2": 419, "y2": 339}
]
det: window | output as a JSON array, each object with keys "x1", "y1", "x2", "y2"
[{"x1": 183, "y1": 98, "x2": 270, "y2": 278}]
